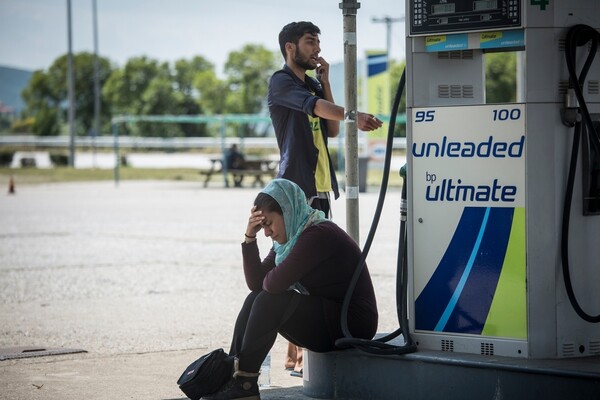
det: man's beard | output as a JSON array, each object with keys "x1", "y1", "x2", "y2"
[{"x1": 294, "y1": 48, "x2": 316, "y2": 71}]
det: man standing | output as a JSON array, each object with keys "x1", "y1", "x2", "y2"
[
  {"x1": 268, "y1": 21, "x2": 382, "y2": 218},
  {"x1": 268, "y1": 21, "x2": 383, "y2": 377}
]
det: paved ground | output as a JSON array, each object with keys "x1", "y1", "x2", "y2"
[{"x1": 0, "y1": 180, "x2": 404, "y2": 399}]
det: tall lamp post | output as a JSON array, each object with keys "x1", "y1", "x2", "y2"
[
  {"x1": 371, "y1": 15, "x2": 405, "y2": 61},
  {"x1": 340, "y1": 0, "x2": 361, "y2": 242},
  {"x1": 92, "y1": 0, "x2": 100, "y2": 168},
  {"x1": 67, "y1": 0, "x2": 75, "y2": 167}
]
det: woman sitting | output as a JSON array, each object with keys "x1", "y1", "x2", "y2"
[{"x1": 205, "y1": 178, "x2": 378, "y2": 400}]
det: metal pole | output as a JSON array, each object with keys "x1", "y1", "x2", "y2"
[
  {"x1": 339, "y1": 0, "x2": 361, "y2": 242},
  {"x1": 371, "y1": 16, "x2": 404, "y2": 60},
  {"x1": 67, "y1": 0, "x2": 76, "y2": 167},
  {"x1": 112, "y1": 121, "x2": 120, "y2": 186},
  {"x1": 92, "y1": 0, "x2": 100, "y2": 168},
  {"x1": 372, "y1": 16, "x2": 404, "y2": 104}
]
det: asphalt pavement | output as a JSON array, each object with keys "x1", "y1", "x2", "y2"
[{"x1": 0, "y1": 180, "x2": 404, "y2": 400}]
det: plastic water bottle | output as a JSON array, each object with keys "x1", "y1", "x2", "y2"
[{"x1": 258, "y1": 351, "x2": 271, "y2": 387}]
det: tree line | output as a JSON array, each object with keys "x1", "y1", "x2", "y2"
[
  {"x1": 13, "y1": 43, "x2": 279, "y2": 138},
  {"x1": 5, "y1": 46, "x2": 516, "y2": 138}
]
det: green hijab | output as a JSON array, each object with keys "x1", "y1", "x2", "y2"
[{"x1": 261, "y1": 179, "x2": 326, "y2": 266}]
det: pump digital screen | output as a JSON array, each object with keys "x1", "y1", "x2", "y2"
[
  {"x1": 410, "y1": 0, "x2": 521, "y2": 35},
  {"x1": 432, "y1": 3, "x2": 456, "y2": 15},
  {"x1": 474, "y1": 0, "x2": 498, "y2": 11}
]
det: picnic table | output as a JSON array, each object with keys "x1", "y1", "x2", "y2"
[{"x1": 200, "y1": 156, "x2": 279, "y2": 188}]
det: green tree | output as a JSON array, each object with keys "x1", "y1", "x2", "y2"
[
  {"x1": 193, "y1": 69, "x2": 230, "y2": 115},
  {"x1": 173, "y1": 56, "x2": 213, "y2": 96},
  {"x1": 103, "y1": 56, "x2": 168, "y2": 136},
  {"x1": 31, "y1": 104, "x2": 60, "y2": 136},
  {"x1": 139, "y1": 75, "x2": 205, "y2": 137},
  {"x1": 171, "y1": 57, "x2": 214, "y2": 136},
  {"x1": 223, "y1": 44, "x2": 279, "y2": 136},
  {"x1": 389, "y1": 59, "x2": 407, "y2": 137},
  {"x1": 104, "y1": 56, "x2": 212, "y2": 137},
  {"x1": 9, "y1": 117, "x2": 35, "y2": 134},
  {"x1": 22, "y1": 70, "x2": 60, "y2": 135},
  {"x1": 485, "y1": 52, "x2": 517, "y2": 103},
  {"x1": 22, "y1": 52, "x2": 113, "y2": 136}
]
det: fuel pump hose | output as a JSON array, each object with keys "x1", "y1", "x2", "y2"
[
  {"x1": 561, "y1": 24, "x2": 600, "y2": 323},
  {"x1": 335, "y1": 68, "x2": 418, "y2": 355}
]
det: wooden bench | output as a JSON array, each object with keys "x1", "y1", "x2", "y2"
[{"x1": 200, "y1": 158, "x2": 278, "y2": 188}]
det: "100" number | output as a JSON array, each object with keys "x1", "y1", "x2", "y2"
[{"x1": 492, "y1": 108, "x2": 521, "y2": 121}]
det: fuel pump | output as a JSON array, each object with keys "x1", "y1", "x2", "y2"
[
  {"x1": 405, "y1": 0, "x2": 600, "y2": 359},
  {"x1": 303, "y1": 2, "x2": 599, "y2": 398}
]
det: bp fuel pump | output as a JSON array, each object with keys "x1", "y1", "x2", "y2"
[{"x1": 405, "y1": 0, "x2": 600, "y2": 359}]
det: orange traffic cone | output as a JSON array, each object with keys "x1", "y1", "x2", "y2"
[{"x1": 8, "y1": 176, "x2": 15, "y2": 195}]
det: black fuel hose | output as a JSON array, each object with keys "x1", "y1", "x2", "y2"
[
  {"x1": 335, "y1": 68, "x2": 418, "y2": 355},
  {"x1": 561, "y1": 24, "x2": 600, "y2": 323}
]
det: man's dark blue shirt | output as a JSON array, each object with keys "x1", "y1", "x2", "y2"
[{"x1": 267, "y1": 65, "x2": 339, "y2": 199}]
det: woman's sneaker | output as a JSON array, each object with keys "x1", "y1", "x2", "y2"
[{"x1": 201, "y1": 375, "x2": 260, "y2": 400}]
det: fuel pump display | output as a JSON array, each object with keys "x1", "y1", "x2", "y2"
[{"x1": 410, "y1": 0, "x2": 522, "y2": 35}]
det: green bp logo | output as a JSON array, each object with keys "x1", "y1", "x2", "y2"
[{"x1": 531, "y1": 0, "x2": 549, "y2": 11}]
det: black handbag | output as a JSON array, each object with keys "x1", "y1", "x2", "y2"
[
  {"x1": 177, "y1": 348, "x2": 234, "y2": 400},
  {"x1": 177, "y1": 294, "x2": 301, "y2": 398}
]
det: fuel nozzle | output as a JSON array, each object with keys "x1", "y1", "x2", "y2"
[
  {"x1": 400, "y1": 164, "x2": 407, "y2": 221},
  {"x1": 561, "y1": 88, "x2": 581, "y2": 127}
]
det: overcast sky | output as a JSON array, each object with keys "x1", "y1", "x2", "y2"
[{"x1": 0, "y1": 0, "x2": 407, "y2": 75}]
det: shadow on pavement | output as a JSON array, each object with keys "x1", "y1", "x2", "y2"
[{"x1": 163, "y1": 385, "x2": 306, "y2": 400}]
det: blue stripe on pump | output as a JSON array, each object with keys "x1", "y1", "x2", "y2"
[
  {"x1": 415, "y1": 207, "x2": 486, "y2": 331},
  {"x1": 434, "y1": 207, "x2": 491, "y2": 331}
]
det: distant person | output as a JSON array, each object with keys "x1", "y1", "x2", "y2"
[
  {"x1": 268, "y1": 20, "x2": 382, "y2": 217},
  {"x1": 202, "y1": 179, "x2": 378, "y2": 400},
  {"x1": 225, "y1": 144, "x2": 245, "y2": 188},
  {"x1": 267, "y1": 20, "x2": 382, "y2": 376}
]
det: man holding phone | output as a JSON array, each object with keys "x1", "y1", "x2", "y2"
[{"x1": 268, "y1": 21, "x2": 382, "y2": 218}]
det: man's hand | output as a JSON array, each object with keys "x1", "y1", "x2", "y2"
[
  {"x1": 313, "y1": 103, "x2": 384, "y2": 133},
  {"x1": 315, "y1": 57, "x2": 329, "y2": 83},
  {"x1": 357, "y1": 112, "x2": 384, "y2": 131}
]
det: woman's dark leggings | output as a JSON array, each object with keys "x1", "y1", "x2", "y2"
[{"x1": 229, "y1": 290, "x2": 338, "y2": 373}]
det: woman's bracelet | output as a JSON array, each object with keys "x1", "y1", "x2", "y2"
[{"x1": 244, "y1": 233, "x2": 256, "y2": 239}]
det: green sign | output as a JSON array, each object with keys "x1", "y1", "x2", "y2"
[{"x1": 531, "y1": 0, "x2": 549, "y2": 11}]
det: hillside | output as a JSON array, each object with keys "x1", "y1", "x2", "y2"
[{"x1": 0, "y1": 65, "x2": 32, "y2": 113}]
